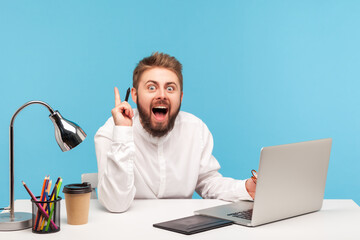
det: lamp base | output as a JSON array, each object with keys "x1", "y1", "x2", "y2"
[{"x1": 0, "y1": 212, "x2": 32, "y2": 231}]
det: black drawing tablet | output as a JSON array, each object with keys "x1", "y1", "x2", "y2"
[{"x1": 153, "y1": 215, "x2": 233, "y2": 235}]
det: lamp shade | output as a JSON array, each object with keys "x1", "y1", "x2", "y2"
[{"x1": 49, "y1": 111, "x2": 87, "y2": 152}]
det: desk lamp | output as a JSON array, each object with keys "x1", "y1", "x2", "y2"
[{"x1": 0, "y1": 100, "x2": 86, "y2": 231}]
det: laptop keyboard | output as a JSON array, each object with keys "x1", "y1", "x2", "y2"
[{"x1": 227, "y1": 209, "x2": 253, "y2": 220}]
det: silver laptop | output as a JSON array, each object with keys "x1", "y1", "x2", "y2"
[{"x1": 195, "y1": 138, "x2": 332, "y2": 227}]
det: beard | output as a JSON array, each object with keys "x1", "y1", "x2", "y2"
[{"x1": 137, "y1": 96, "x2": 181, "y2": 138}]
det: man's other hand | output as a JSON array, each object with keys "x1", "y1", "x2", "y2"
[
  {"x1": 245, "y1": 178, "x2": 256, "y2": 200},
  {"x1": 112, "y1": 87, "x2": 134, "y2": 126}
]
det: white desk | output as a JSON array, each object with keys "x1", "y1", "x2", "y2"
[{"x1": 0, "y1": 199, "x2": 359, "y2": 239}]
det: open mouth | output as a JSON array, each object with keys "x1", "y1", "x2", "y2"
[{"x1": 152, "y1": 106, "x2": 169, "y2": 121}]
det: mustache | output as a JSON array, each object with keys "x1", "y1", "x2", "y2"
[{"x1": 151, "y1": 100, "x2": 170, "y2": 107}]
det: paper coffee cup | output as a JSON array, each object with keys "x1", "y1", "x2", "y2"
[{"x1": 63, "y1": 183, "x2": 92, "y2": 225}]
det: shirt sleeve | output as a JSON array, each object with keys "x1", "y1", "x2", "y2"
[
  {"x1": 94, "y1": 117, "x2": 136, "y2": 212},
  {"x1": 195, "y1": 122, "x2": 253, "y2": 202}
]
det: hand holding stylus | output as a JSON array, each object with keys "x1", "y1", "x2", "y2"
[
  {"x1": 245, "y1": 170, "x2": 257, "y2": 200},
  {"x1": 112, "y1": 87, "x2": 134, "y2": 126}
]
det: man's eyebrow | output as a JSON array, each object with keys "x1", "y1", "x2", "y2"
[
  {"x1": 166, "y1": 82, "x2": 178, "y2": 86},
  {"x1": 144, "y1": 80, "x2": 159, "y2": 85}
]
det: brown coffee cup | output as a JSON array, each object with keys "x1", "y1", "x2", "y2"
[{"x1": 63, "y1": 183, "x2": 92, "y2": 225}]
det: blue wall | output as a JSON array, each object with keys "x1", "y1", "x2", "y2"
[{"x1": 1, "y1": 1, "x2": 359, "y2": 208}]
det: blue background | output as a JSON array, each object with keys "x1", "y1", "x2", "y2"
[{"x1": 0, "y1": 0, "x2": 359, "y2": 208}]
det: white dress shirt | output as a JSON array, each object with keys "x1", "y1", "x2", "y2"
[{"x1": 94, "y1": 109, "x2": 252, "y2": 212}]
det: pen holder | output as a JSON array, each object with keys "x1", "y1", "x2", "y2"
[{"x1": 31, "y1": 196, "x2": 62, "y2": 234}]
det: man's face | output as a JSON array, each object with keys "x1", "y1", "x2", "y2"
[{"x1": 131, "y1": 67, "x2": 183, "y2": 137}]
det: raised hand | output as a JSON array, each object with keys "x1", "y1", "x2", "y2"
[{"x1": 111, "y1": 87, "x2": 134, "y2": 126}]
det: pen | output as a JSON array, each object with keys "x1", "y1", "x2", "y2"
[
  {"x1": 22, "y1": 181, "x2": 58, "y2": 230},
  {"x1": 251, "y1": 170, "x2": 258, "y2": 184},
  {"x1": 124, "y1": 87, "x2": 130, "y2": 102}
]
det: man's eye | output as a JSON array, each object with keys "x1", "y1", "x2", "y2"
[
  {"x1": 148, "y1": 85, "x2": 156, "y2": 91},
  {"x1": 167, "y1": 86, "x2": 174, "y2": 91}
]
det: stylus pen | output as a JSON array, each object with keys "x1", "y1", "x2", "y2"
[{"x1": 124, "y1": 87, "x2": 130, "y2": 102}]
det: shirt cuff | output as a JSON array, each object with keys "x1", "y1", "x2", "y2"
[{"x1": 112, "y1": 126, "x2": 133, "y2": 142}]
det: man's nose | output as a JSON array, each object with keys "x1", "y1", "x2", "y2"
[{"x1": 156, "y1": 87, "x2": 167, "y2": 99}]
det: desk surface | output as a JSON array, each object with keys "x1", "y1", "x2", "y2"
[{"x1": 0, "y1": 199, "x2": 359, "y2": 240}]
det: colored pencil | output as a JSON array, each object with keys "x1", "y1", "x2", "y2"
[
  {"x1": 37, "y1": 177, "x2": 49, "y2": 231},
  {"x1": 42, "y1": 176, "x2": 49, "y2": 201},
  {"x1": 40, "y1": 180, "x2": 52, "y2": 230},
  {"x1": 45, "y1": 177, "x2": 62, "y2": 231},
  {"x1": 22, "y1": 181, "x2": 58, "y2": 230},
  {"x1": 46, "y1": 180, "x2": 52, "y2": 211},
  {"x1": 49, "y1": 177, "x2": 61, "y2": 200},
  {"x1": 56, "y1": 178, "x2": 62, "y2": 197},
  {"x1": 33, "y1": 176, "x2": 48, "y2": 230}
]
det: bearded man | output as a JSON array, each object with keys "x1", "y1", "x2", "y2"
[{"x1": 95, "y1": 52, "x2": 256, "y2": 212}]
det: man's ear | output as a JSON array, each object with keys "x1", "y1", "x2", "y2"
[
  {"x1": 131, "y1": 87, "x2": 137, "y2": 104},
  {"x1": 180, "y1": 91, "x2": 183, "y2": 103}
]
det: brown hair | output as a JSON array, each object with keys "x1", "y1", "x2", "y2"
[{"x1": 133, "y1": 52, "x2": 183, "y2": 91}]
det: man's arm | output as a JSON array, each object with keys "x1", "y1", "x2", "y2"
[
  {"x1": 95, "y1": 87, "x2": 136, "y2": 212},
  {"x1": 95, "y1": 122, "x2": 136, "y2": 212},
  {"x1": 195, "y1": 122, "x2": 254, "y2": 201}
]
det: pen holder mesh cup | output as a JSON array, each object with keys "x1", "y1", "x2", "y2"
[{"x1": 31, "y1": 196, "x2": 62, "y2": 233}]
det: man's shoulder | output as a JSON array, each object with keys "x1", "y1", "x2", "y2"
[
  {"x1": 174, "y1": 111, "x2": 212, "y2": 139},
  {"x1": 176, "y1": 111, "x2": 205, "y2": 126},
  {"x1": 95, "y1": 116, "x2": 115, "y2": 136}
]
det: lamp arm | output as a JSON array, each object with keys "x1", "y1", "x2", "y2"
[
  {"x1": 10, "y1": 101, "x2": 55, "y2": 127},
  {"x1": 9, "y1": 101, "x2": 55, "y2": 219}
]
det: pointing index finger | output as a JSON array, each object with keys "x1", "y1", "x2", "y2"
[{"x1": 114, "y1": 87, "x2": 121, "y2": 106}]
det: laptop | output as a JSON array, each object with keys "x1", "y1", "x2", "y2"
[{"x1": 195, "y1": 138, "x2": 332, "y2": 227}]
